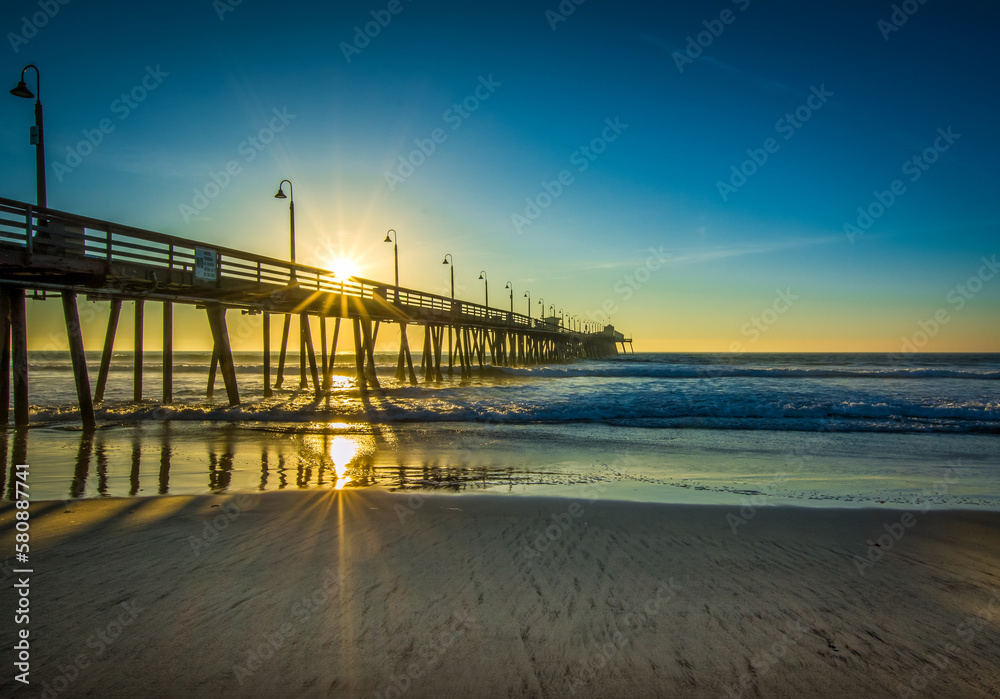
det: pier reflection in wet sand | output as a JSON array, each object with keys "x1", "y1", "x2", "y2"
[{"x1": 4, "y1": 422, "x2": 553, "y2": 501}]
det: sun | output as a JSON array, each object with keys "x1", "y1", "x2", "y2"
[{"x1": 327, "y1": 255, "x2": 360, "y2": 281}]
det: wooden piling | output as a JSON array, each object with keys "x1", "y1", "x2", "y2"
[
  {"x1": 62, "y1": 292, "x2": 96, "y2": 428},
  {"x1": 322, "y1": 317, "x2": 340, "y2": 392},
  {"x1": 133, "y1": 300, "x2": 144, "y2": 403},
  {"x1": 10, "y1": 288, "x2": 28, "y2": 427},
  {"x1": 206, "y1": 305, "x2": 240, "y2": 406},
  {"x1": 361, "y1": 319, "x2": 380, "y2": 389},
  {"x1": 352, "y1": 318, "x2": 365, "y2": 389},
  {"x1": 275, "y1": 314, "x2": 291, "y2": 389},
  {"x1": 162, "y1": 302, "x2": 172, "y2": 404},
  {"x1": 301, "y1": 314, "x2": 320, "y2": 397},
  {"x1": 320, "y1": 317, "x2": 327, "y2": 379},
  {"x1": 263, "y1": 313, "x2": 272, "y2": 398},
  {"x1": 207, "y1": 346, "x2": 219, "y2": 397},
  {"x1": 94, "y1": 299, "x2": 121, "y2": 403},
  {"x1": 299, "y1": 316, "x2": 307, "y2": 389}
]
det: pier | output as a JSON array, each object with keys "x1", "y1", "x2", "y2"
[{"x1": 0, "y1": 196, "x2": 632, "y2": 427}]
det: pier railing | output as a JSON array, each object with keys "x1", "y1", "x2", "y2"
[{"x1": 0, "y1": 197, "x2": 573, "y2": 334}]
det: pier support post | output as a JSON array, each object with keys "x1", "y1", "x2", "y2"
[
  {"x1": 10, "y1": 288, "x2": 28, "y2": 427},
  {"x1": 299, "y1": 316, "x2": 307, "y2": 389},
  {"x1": 320, "y1": 317, "x2": 327, "y2": 379},
  {"x1": 352, "y1": 318, "x2": 366, "y2": 390},
  {"x1": 133, "y1": 299, "x2": 144, "y2": 403},
  {"x1": 263, "y1": 313, "x2": 272, "y2": 398},
  {"x1": 275, "y1": 314, "x2": 291, "y2": 389},
  {"x1": 301, "y1": 314, "x2": 320, "y2": 397},
  {"x1": 162, "y1": 302, "x2": 172, "y2": 404},
  {"x1": 62, "y1": 292, "x2": 96, "y2": 429},
  {"x1": 207, "y1": 346, "x2": 219, "y2": 397},
  {"x1": 206, "y1": 305, "x2": 240, "y2": 406},
  {"x1": 322, "y1": 317, "x2": 340, "y2": 393},
  {"x1": 0, "y1": 290, "x2": 9, "y2": 425},
  {"x1": 94, "y1": 299, "x2": 121, "y2": 403},
  {"x1": 361, "y1": 319, "x2": 380, "y2": 389}
]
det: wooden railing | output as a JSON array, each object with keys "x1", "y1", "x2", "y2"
[{"x1": 0, "y1": 197, "x2": 576, "y2": 335}]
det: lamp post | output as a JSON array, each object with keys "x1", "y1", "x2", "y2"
[
  {"x1": 442, "y1": 254, "x2": 454, "y2": 372},
  {"x1": 273, "y1": 180, "x2": 295, "y2": 278},
  {"x1": 523, "y1": 291, "x2": 531, "y2": 318},
  {"x1": 273, "y1": 179, "x2": 304, "y2": 386},
  {"x1": 504, "y1": 281, "x2": 513, "y2": 314},
  {"x1": 10, "y1": 64, "x2": 46, "y2": 211},
  {"x1": 478, "y1": 270, "x2": 489, "y2": 312},
  {"x1": 537, "y1": 298, "x2": 544, "y2": 325},
  {"x1": 383, "y1": 229, "x2": 399, "y2": 301}
]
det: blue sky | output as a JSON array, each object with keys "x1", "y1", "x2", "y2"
[{"x1": 2, "y1": 0, "x2": 998, "y2": 350}]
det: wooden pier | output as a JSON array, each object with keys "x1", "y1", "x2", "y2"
[{"x1": 0, "y1": 197, "x2": 632, "y2": 427}]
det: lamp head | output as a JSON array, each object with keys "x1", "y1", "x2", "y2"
[
  {"x1": 273, "y1": 187, "x2": 287, "y2": 199},
  {"x1": 10, "y1": 80, "x2": 33, "y2": 99},
  {"x1": 505, "y1": 282, "x2": 511, "y2": 289},
  {"x1": 442, "y1": 256, "x2": 450, "y2": 265},
  {"x1": 384, "y1": 234, "x2": 392, "y2": 243},
  {"x1": 478, "y1": 272, "x2": 485, "y2": 280}
]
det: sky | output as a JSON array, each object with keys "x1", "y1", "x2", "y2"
[{"x1": 2, "y1": 0, "x2": 998, "y2": 352}]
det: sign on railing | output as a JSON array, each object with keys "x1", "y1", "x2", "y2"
[{"x1": 194, "y1": 247, "x2": 218, "y2": 282}]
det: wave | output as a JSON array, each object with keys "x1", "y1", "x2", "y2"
[
  {"x1": 26, "y1": 393, "x2": 1000, "y2": 434},
  {"x1": 494, "y1": 365, "x2": 1000, "y2": 380}
]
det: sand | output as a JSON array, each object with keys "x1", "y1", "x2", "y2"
[{"x1": 2, "y1": 490, "x2": 999, "y2": 698}]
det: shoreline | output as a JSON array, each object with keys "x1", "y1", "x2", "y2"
[{"x1": 3, "y1": 491, "x2": 999, "y2": 697}]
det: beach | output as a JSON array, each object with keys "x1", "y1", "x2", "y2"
[{"x1": 3, "y1": 490, "x2": 999, "y2": 698}]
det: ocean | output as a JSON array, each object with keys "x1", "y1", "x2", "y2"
[{"x1": 7, "y1": 351, "x2": 1000, "y2": 508}]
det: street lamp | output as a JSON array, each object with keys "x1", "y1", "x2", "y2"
[
  {"x1": 504, "y1": 281, "x2": 513, "y2": 314},
  {"x1": 523, "y1": 291, "x2": 531, "y2": 318},
  {"x1": 384, "y1": 229, "x2": 399, "y2": 302},
  {"x1": 10, "y1": 64, "x2": 46, "y2": 211},
  {"x1": 537, "y1": 298, "x2": 544, "y2": 324},
  {"x1": 273, "y1": 179, "x2": 295, "y2": 278},
  {"x1": 442, "y1": 254, "x2": 454, "y2": 372},
  {"x1": 478, "y1": 270, "x2": 489, "y2": 311}
]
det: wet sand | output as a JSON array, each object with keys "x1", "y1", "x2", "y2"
[{"x1": 2, "y1": 491, "x2": 999, "y2": 698}]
